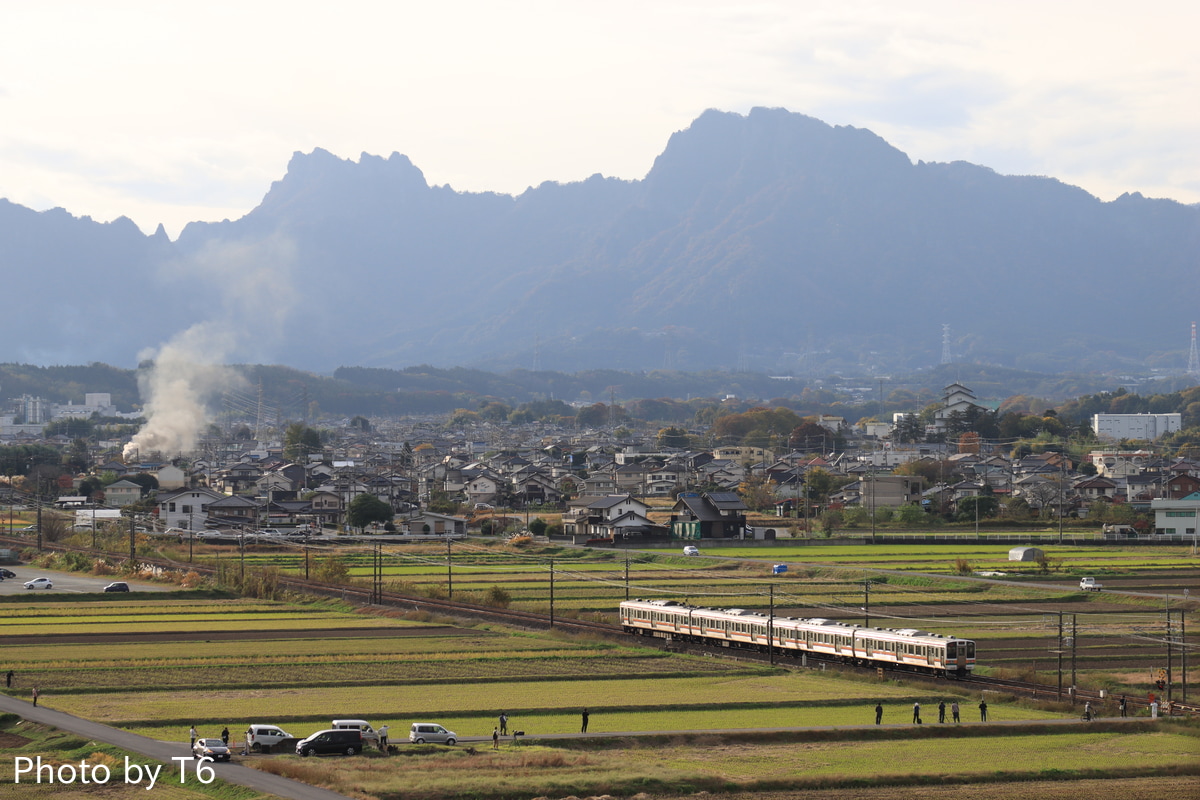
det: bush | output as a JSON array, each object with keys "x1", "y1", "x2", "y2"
[{"x1": 484, "y1": 585, "x2": 512, "y2": 608}]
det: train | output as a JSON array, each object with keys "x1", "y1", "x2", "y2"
[{"x1": 619, "y1": 598, "x2": 976, "y2": 676}]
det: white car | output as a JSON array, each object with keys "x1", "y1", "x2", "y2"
[
  {"x1": 682, "y1": 545, "x2": 700, "y2": 556},
  {"x1": 24, "y1": 577, "x2": 53, "y2": 589}
]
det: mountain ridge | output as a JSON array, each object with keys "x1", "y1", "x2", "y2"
[{"x1": 2, "y1": 107, "x2": 1197, "y2": 375}]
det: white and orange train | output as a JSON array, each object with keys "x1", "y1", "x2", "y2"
[{"x1": 619, "y1": 598, "x2": 976, "y2": 677}]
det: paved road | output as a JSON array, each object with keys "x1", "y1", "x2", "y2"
[
  {"x1": 0, "y1": 568, "x2": 171, "y2": 595},
  {"x1": 0, "y1": 694, "x2": 354, "y2": 800}
]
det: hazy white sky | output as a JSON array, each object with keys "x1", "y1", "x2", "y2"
[{"x1": 3, "y1": 1, "x2": 1197, "y2": 238}]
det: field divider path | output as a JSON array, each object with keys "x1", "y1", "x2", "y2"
[{"x1": 0, "y1": 693, "x2": 353, "y2": 800}]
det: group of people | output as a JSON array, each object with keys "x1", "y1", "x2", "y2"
[
  {"x1": 492, "y1": 708, "x2": 591, "y2": 747},
  {"x1": 188, "y1": 726, "x2": 230, "y2": 748},
  {"x1": 875, "y1": 700, "x2": 984, "y2": 724}
]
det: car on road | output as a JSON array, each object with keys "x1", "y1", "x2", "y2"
[
  {"x1": 192, "y1": 738, "x2": 232, "y2": 762},
  {"x1": 409, "y1": 723, "x2": 457, "y2": 745},
  {"x1": 103, "y1": 581, "x2": 130, "y2": 592},
  {"x1": 245, "y1": 724, "x2": 295, "y2": 752},
  {"x1": 295, "y1": 729, "x2": 362, "y2": 757},
  {"x1": 682, "y1": 545, "x2": 700, "y2": 556},
  {"x1": 0, "y1": 568, "x2": 16, "y2": 579},
  {"x1": 24, "y1": 577, "x2": 53, "y2": 590}
]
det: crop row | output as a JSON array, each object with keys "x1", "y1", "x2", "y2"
[
  {"x1": 134, "y1": 701, "x2": 1074, "y2": 746},
  {"x1": 49, "y1": 671, "x2": 963, "y2": 725},
  {"x1": 16, "y1": 652, "x2": 747, "y2": 692},
  {"x1": 0, "y1": 633, "x2": 564, "y2": 665}
]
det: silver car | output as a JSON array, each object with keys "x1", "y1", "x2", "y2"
[
  {"x1": 409, "y1": 723, "x2": 457, "y2": 745},
  {"x1": 192, "y1": 738, "x2": 232, "y2": 762}
]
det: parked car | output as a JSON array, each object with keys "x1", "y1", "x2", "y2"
[
  {"x1": 331, "y1": 719, "x2": 380, "y2": 745},
  {"x1": 682, "y1": 545, "x2": 700, "y2": 556},
  {"x1": 245, "y1": 724, "x2": 295, "y2": 752},
  {"x1": 408, "y1": 723, "x2": 457, "y2": 745},
  {"x1": 295, "y1": 729, "x2": 362, "y2": 757},
  {"x1": 24, "y1": 577, "x2": 53, "y2": 589},
  {"x1": 103, "y1": 581, "x2": 130, "y2": 592},
  {"x1": 192, "y1": 738, "x2": 232, "y2": 762}
]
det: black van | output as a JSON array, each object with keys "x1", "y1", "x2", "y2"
[{"x1": 295, "y1": 729, "x2": 363, "y2": 756}]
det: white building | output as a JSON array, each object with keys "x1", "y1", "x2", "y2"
[
  {"x1": 1092, "y1": 413, "x2": 1181, "y2": 441},
  {"x1": 1151, "y1": 493, "x2": 1200, "y2": 536}
]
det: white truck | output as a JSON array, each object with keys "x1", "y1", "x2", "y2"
[{"x1": 1079, "y1": 576, "x2": 1102, "y2": 592}]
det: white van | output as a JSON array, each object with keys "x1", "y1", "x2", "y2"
[
  {"x1": 332, "y1": 719, "x2": 380, "y2": 744},
  {"x1": 245, "y1": 724, "x2": 295, "y2": 752},
  {"x1": 409, "y1": 723, "x2": 457, "y2": 745}
]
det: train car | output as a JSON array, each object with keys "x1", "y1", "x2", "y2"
[{"x1": 620, "y1": 599, "x2": 975, "y2": 676}]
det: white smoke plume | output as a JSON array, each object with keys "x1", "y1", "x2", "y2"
[
  {"x1": 123, "y1": 235, "x2": 297, "y2": 460},
  {"x1": 123, "y1": 323, "x2": 242, "y2": 459}
]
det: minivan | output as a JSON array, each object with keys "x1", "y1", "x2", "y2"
[
  {"x1": 409, "y1": 723, "x2": 457, "y2": 745},
  {"x1": 245, "y1": 724, "x2": 295, "y2": 752},
  {"x1": 295, "y1": 729, "x2": 362, "y2": 757},
  {"x1": 331, "y1": 719, "x2": 380, "y2": 745}
]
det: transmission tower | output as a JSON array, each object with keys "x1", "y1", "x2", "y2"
[
  {"x1": 941, "y1": 324, "x2": 952, "y2": 365},
  {"x1": 1189, "y1": 322, "x2": 1199, "y2": 375}
]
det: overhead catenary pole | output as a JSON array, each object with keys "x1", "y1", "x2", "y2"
[
  {"x1": 863, "y1": 578, "x2": 871, "y2": 627},
  {"x1": 1057, "y1": 611, "x2": 1064, "y2": 700},
  {"x1": 447, "y1": 537, "x2": 453, "y2": 599},
  {"x1": 1166, "y1": 604, "x2": 1173, "y2": 704},
  {"x1": 549, "y1": 558, "x2": 555, "y2": 629},
  {"x1": 1071, "y1": 613, "x2": 1077, "y2": 701},
  {"x1": 769, "y1": 584, "x2": 776, "y2": 665}
]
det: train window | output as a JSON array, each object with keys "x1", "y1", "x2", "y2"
[
  {"x1": 947, "y1": 642, "x2": 956, "y2": 658},
  {"x1": 966, "y1": 642, "x2": 976, "y2": 658}
]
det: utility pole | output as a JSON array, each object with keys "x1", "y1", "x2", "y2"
[
  {"x1": 1071, "y1": 613, "x2": 1077, "y2": 701},
  {"x1": 1057, "y1": 611, "x2": 1064, "y2": 700},
  {"x1": 371, "y1": 542, "x2": 382, "y2": 604},
  {"x1": 129, "y1": 513, "x2": 136, "y2": 562},
  {"x1": 768, "y1": 584, "x2": 775, "y2": 666},
  {"x1": 549, "y1": 558, "x2": 555, "y2": 629},
  {"x1": 624, "y1": 554, "x2": 630, "y2": 601},
  {"x1": 863, "y1": 579, "x2": 872, "y2": 627},
  {"x1": 1166, "y1": 604, "x2": 1174, "y2": 704},
  {"x1": 446, "y1": 538, "x2": 453, "y2": 599}
]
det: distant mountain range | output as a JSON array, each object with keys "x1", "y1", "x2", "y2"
[{"x1": 2, "y1": 107, "x2": 1197, "y2": 375}]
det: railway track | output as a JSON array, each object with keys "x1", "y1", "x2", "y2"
[{"x1": 4, "y1": 535, "x2": 1193, "y2": 713}]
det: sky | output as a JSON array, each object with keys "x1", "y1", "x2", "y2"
[{"x1": 3, "y1": 1, "x2": 1197, "y2": 239}]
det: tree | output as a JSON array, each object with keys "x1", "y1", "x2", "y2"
[
  {"x1": 657, "y1": 427, "x2": 691, "y2": 448},
  {"x1": 896, "y1": 503, "x2": 926, "y2": 525},
  {"x1": 124, "y1": 473, "x2": 159, "y2": 495},
  {"x1": 284, "y1": 423, "x2": 322, "y2": 462},
  {"x1": 737, "y1": 474, "x2": 777, "y2": 512},
  {"x1": 347, "y1": 493, "x2": 393, "y2": 531}
]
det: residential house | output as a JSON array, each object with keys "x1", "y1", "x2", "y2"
[
  {"x1": 204, "y1": 494, "x2": 264, "y2": 529},
  {"x1": 671, "y1": 492, "x2": 748, "y2": 539},
  {"x1": 397, "y1": 511, "x2": 467, "y2": 536},
  {"x1": 103, "y1": 479, "x2": 143, "y2": 508},
  {"x1": 562, "y1": 495, "x2": 651, "y2": 537},
  {"x1": 155, "y1": 464, "x2": 187, "y2": 490},
  {"x1": 156, "y1": 487, "x2": 224, "y2": 530},
  {"x1": 858, "y1": 475, "x2": 924, "y2": 508}
]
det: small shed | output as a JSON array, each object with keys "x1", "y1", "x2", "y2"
[{"x1": 1008, "y1": 546, "x2": 1044, "y2": 562}]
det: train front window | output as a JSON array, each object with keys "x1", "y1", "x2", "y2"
[
  {"x1": 947, "y1": 642, "x2": 957, "y2": 658},
  {"x1": 966, "y1": 642, "x2": 976, "y2": 658}
]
